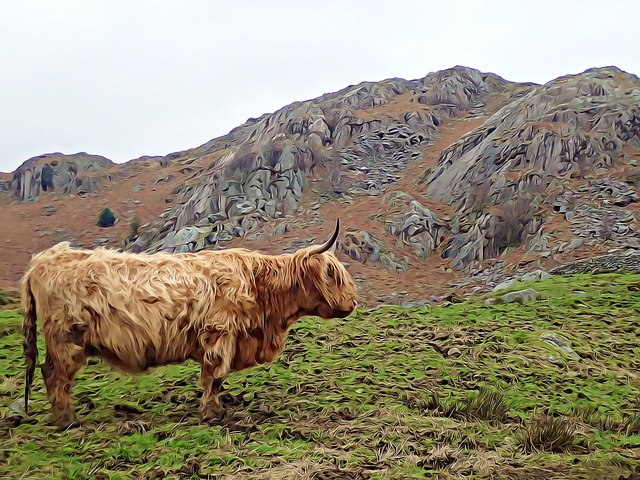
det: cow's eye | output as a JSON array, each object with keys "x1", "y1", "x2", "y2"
[{"x1": 327, "y1": 268, "x2": 334, "y2": 279}]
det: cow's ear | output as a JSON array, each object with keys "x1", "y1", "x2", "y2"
[{"x1": 308, "y1": 219, "x2": 340, "y2": 256}]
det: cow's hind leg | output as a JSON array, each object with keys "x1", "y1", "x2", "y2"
[{"x1": 41, "y1": 333, "x2": 85, "y2": 429}]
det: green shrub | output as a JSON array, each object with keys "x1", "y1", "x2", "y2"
[{"x1": 97, "y1": 208, "x2": 116, "y2": 227}]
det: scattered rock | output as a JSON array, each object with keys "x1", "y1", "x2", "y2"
[
  {"x1": 447, "y1": 347, "x2": 462, "y2": 357},
  {"x1": 9, "y1": 398, "x2": 26, "y2": 415},
  {"x1": 404, "y1": 299, "x2": 430, "y2": 308},
  {"x1": 154, "y1": 175, "x2": 174, "y2": 184},
  {"x1": 491, "y1": 269, "x2": 551, "y2": 295},
  {"x1": 492, "y1": 279, "x2": 519, "y2": 292},
  {"x1": 501, "y1": 288, "x2": 541, "y2": 304},
  {"x1": 520, "y1": 269, "x2": 552, "y2": 283},
  {"x1": 569, "y1": 238, "x2": 584, "y2": 250},
  {"x1": 390, "y1": 199, "x2": 449, "y2": 259},
  {"x1": 540, "y1": 332, "x2": 580, "y2": 361},
  {"x1": 94, "y1": 237, "x2": 111, "y2": 247},
  {"x1": 43, "y1": 204, "x2": 57, "y2": 216}
]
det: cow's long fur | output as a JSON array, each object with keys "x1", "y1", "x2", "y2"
[{"x1": 22, "y1": 223, "x2": 357, "y2": 427}]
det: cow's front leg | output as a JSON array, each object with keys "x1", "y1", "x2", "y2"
[
  {"x1": 197, "y1": 325, "x2": 237, "y2": 423},
  {"x1": 199, "y1": 362, "x2": 225, "y2": 423}
]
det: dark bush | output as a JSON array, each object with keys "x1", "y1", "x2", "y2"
[{"x1": 97, "y1": 208, "x2": 116, "y2": 227}]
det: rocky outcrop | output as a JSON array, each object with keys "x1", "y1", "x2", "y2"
[
  {"x1": 10, "y1": 153, "x2": 114, "y2": 200},
  {"x1": 387, "y1": 199, "x2": 449, "y2": 259},
  {"x1": 420, "y1": 66, "x2": 640, "y2": 270},
  {"x1": 0, "y1": 175, "x2": 10, "y2": 193},
  {"x1": 131, "y1": 66, "x2": 527, "y2": 254},
  {"x1": 339, "y1": 229, "x2": 407, "y2": 273},
  {"x1": 552, "y1": 180, "x2": 638, "y2": 240}
]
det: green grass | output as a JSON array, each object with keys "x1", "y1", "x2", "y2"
[
  {"x1": 0, "y1": 288, "x2": 19, "y2": 308},
  {"x1": 1, "y1": 273, "x2": 640, "y2": 479}
]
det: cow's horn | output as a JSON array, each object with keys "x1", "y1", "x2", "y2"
[{"x1": 308, "y1": 218, "x2": 340, "y2": 255}]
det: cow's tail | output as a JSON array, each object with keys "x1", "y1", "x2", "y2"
[{"x1": 22, "y1": 276, "x2": 38, "y2": 416}]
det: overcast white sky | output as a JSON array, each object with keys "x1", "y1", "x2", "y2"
[{"x1": 1, "y1": 0, "x2": 638, "y2": 172}]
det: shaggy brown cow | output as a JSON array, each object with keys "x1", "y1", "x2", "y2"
[{"x1": 22, "y1": 219, "x2": 357, "y2": 428}]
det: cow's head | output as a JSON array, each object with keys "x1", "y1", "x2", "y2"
[{"x1": 294, "y1": 219, "x2": 358, "y2": 319}]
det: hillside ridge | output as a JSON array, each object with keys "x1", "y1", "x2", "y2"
[{"x1": 1, "y1": 64, "x2": 639, "y2": 306}]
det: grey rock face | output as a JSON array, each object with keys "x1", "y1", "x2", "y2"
[
  {"x1": 9, "y1": 398, "x2": 26, "y2": 415},
  {"x1": 493, "y1": 269, "x2": 552, "y2": 293},
  {"x1": 421, "y1": 66, "x2": 640, "y2": 270},
  {"x1": 132, "y1": 66, "x2": 517, "y2": 254},
  {"x1": 390, "y1": 200, "x2": 449, "y2": 259},
  {"x1": 11, "y1": 153, "x2": 114, "y2": 200},
  {"x1": 339, "y1": 229, "x2": 407, "y2": 273},
  {"x1": 492, "y1": 279, "x2": 519, "y2": 292}
]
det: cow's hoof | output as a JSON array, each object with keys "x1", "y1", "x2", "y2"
[
  {"x1": 52, "y1": 412, "x2": 81, "y2": 430},
  {"x1": 200, "y1": 407, "x2": 222, "y2": 426},
  {"x1": 56, "y1": 420, "x2": 82, "y2": 431},
  {"x1": 201, "y1": 414, "x2": 223, "y2": 426}
]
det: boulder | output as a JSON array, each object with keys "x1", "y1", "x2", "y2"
[
  {"x1": 390, "y1": 200, "x2": 449, "y2": 259},
  {"x1": 43, "y1": 204, "x2": 57, "y2": 216},
  {"x1": 11, "y1": 153, "x2": 114, "y2": 200},
  {"x1": 339, "y1": 229, "x2": 407, "y2": 273},
  {"x1": 501, "y1": 288, "x2": 541, "y2": 304},
  {"x1": 540, "y1": 332, "x2": 580, "y2": 361}
]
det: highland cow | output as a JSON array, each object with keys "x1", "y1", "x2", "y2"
[{"x1": 22, "y1": 219, "x2": 357, "y2": 428}]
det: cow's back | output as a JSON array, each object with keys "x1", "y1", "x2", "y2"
[{"x1": 23, "y1": 242, "x2": 228, "y2": 371}]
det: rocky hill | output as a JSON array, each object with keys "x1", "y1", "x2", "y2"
[{"x1": 1, "y1": 65, "x2": 639, "y2": 306}]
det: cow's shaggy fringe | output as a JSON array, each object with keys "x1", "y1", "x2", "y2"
[{"x1": 22, "y1": 220, "x2": 357, "y2": 427}]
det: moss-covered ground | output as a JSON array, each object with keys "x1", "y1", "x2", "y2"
[{"x1": 1, "y1": 274, "x2": 639, "y2": 479}]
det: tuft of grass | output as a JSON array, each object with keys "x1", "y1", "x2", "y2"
[
  {"x1": 130, "y1": 216, "x2": 142, "y2": 236},
  {"x1": 0, "y1": 289, "x2": 20, "y2": 308},
  {"x1": 519, "y1": 414, "x2": 577, "y2": 453},
  {"x1": 461, "y1": 387, "x2": 509, "y2": 424}
]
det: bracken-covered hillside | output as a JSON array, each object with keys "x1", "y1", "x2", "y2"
[{"x1": 1, "y1": 65, "x2": 639, "y2": 306}]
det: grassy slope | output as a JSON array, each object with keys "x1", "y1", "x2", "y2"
[{"x1": 1, "y1": 274, "x2": 639, "y2": 479}]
